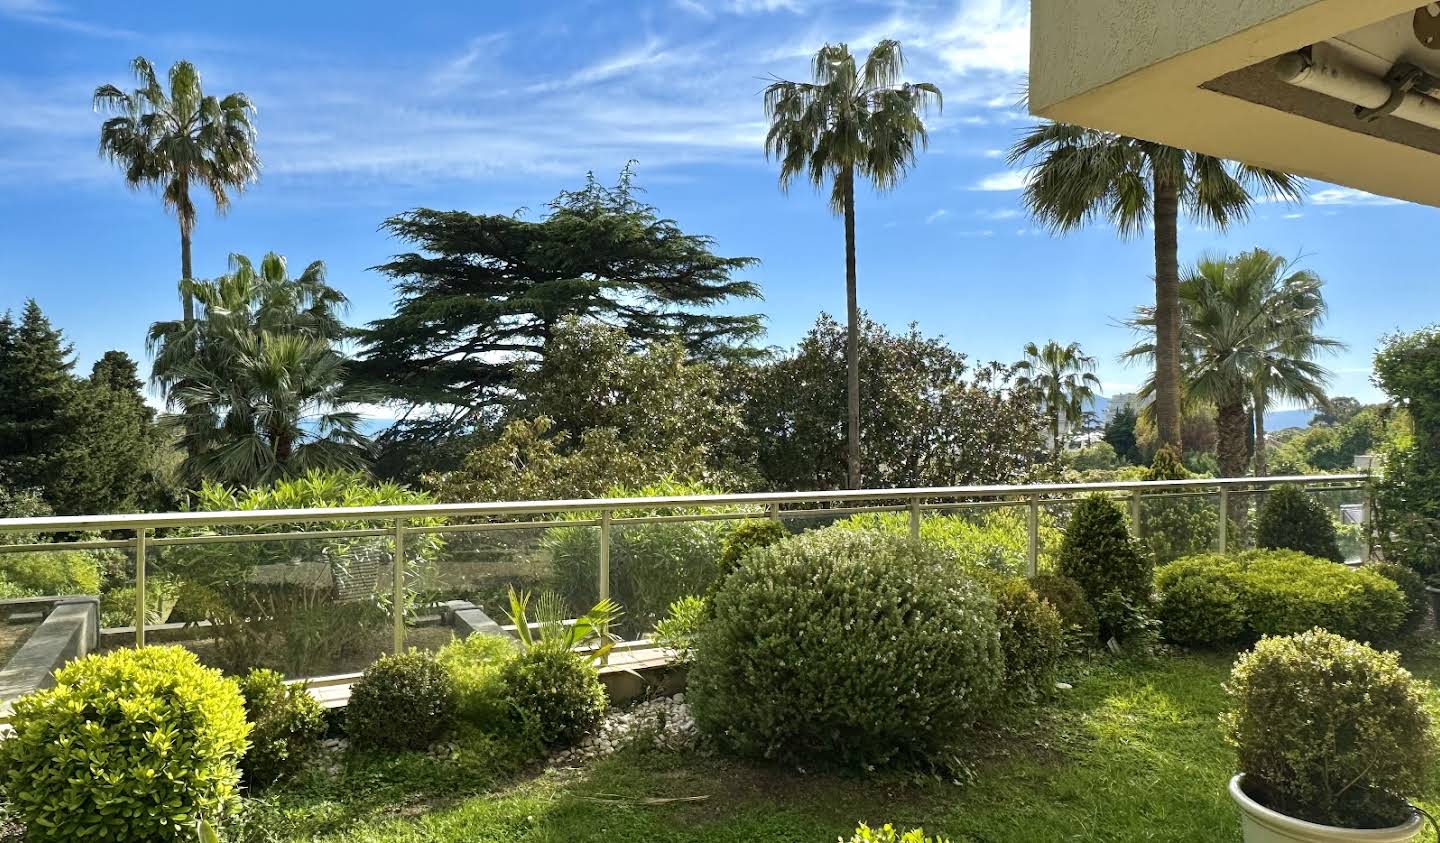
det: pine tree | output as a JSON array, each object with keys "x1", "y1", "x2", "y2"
[{"x1": 0, "y1": 301, "x2": 77, "y2": 491}]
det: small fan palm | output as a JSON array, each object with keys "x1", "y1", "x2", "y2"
[
  {"x1": 1124, "y1": 249, "x2": 1343, "y2": 478},
  {"x1": 1008, "y1": 121, "x2": 1302, "y2": 452},
  {"x1": 764, "y1": 40, "x2": 941, "y2": 488},
  {"x1": 1016, "y1": 341, "x2": 1102, "y2": 461},
  {"x1": 94, "y1": 57, "x2": 260, "y2": 325},
  {"x1": 149, "y1": 252, "x2": 373, "y2": 487}
]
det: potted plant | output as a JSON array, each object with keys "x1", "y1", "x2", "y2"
[{"x1": 1223, "y1": 628, "x2": 1436, "y2": 842}]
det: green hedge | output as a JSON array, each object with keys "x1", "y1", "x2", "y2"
[
  {"x1": 834, "y1": 508, "x2": 1062, "y2": 577},
  {"x1": 1155, "y1": 550, "x2": 1407, "y2": 646}
]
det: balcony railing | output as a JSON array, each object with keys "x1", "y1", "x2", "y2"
[{"x1": 0, "y1": 473, "x2": 1368, "y2": 681}]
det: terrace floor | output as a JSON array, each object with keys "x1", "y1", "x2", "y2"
[{"x1": 241, "y1": 644, "x2": 1440, "y2": 842}]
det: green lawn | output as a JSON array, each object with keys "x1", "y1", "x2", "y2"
[{"x1": 242, "y1": 648, "x2": 1440, "y2": 843}]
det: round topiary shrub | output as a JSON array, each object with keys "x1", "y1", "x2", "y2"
[
  {"x1": 1154, "y1": 557, "x2": 1247, "y2": 647},
  {"x1": 499, "y1": 646, "x2": 606, "y2": 747},
  {"x1": 719, "y1": 518, "x2": 790, "y2": 572},
  {"x1": 0, "y1": 646, "x2": 250, "y2": 842},
  {"x1": 1256, "y1": 484, "x2": 1343, "y2": 563},
  {"x1": 346, "y1": 650, "x2": 456, "y2": 751},
  {"x1": 987, "y1": 577, "x2": 1064, "y2": 701},
  {"x1": 1223, "y1": 629, "x2": 1435, "y2": 828},
  {"x1": 237, "y1": 668, "x2": 327, "y2": 789},
  {"x1": 690, "y1": 527, "x2": 1003, "y2": 768},
  {"x1": 1368, "y1": 561, "x2": 1428, "y2": 632},
  {"x1": 1058, "y1": 494, "x2": 1152, "y2": 641},
  {"x1": 436, "y1": 632, "x2": 518, "y2": 727},
  {"x1": 1236, "y1": 550, "x2": 1406, "y2": 644},
  {"x1": 1028, "y1": 573, "x2": 1097, "y2": 641}
]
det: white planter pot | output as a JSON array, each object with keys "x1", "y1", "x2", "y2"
[{"x1": 1229, "y1": 775, "x2": 1423, "y2": 843}]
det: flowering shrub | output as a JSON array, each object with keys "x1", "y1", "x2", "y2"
[
  {"x1": 845, "y1": 823, "x2": 951, "y2": 843},
  {"x1": 690, "y1": 527, "x2": 1003, "y2": 767}
]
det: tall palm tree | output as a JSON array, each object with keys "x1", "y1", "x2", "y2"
[
  {"x1": 1007, "y1": 123, "x2": 1302, "y2": 451},
  {"x1": 95, "y1": 57, "x2": 260, "y2": 325},
  {"x1": 1124, "y1": 249, "x2": 1342, "y2": 479},
  {"x1": 149, "y1": 253, "x2": 373, "y2": 487},
  {"x1": 1016, "y1": 340, "x2": 1101, "y2": 461},
  {"x1": 764, "y1": 40, "x2": 940, "y2": 488}
]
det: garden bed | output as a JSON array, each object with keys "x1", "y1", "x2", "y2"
[{"x1": 225, "y1": 648, "x2": 1440, "y2": 842}]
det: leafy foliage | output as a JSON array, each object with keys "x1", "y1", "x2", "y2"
[
  {"x1": 1374, "y1": 326, "x2": 1440, "y2": 576},
  {"x1": 1057, "y1": 494, "x2": 1152, "y2": 641},
  {"x1": 653, "y1": 595, "x2": 707, "y2": 664},
  {"x1": 690, "y1": 527, "x2": 1003, "y2": 768},
  {"x1": 1028, "y1": 572, "x2": 1098, "y2": 642},
  {"x1": 499, "y1": 646, "x2": 607, "y2": 748},
  {"x1": 1224, "y1": 629, "x2": 1435, "y2": 828},
  {"x1": 0, "y1": 550, "x2": 100, "y2": 596},
  {"x1": 148, "y1": 253, "x2": 373, "y2": 487},
  {"x1": 1137, "y1": 447, "x2": 1216, "y2": 565},
  {"x1": 1270, "y1": 405, "x2": 1389, "y2": 474},
  {"x1": 834, "y1": 508, "x2": 1062, "y2": 577},
  {"x1": 1367, "y1": 561, "x2": 1428, "y2": 633},
  {"x1": 436, "y1": 633, "x2": 518, "y2": 727},
  {"x1": 718, "y1": 518, "x2": 790, "y2": 573},
  {"x1": 741, "y1": 314, "x2": 1045, "y2": 491},
  {"x1": 237, "y1": 669, "x2": 326, "y2": 789},
  {"x1": 846, "y1": 823, "x2": 951, "y2": 843},
  {"x1": 0, "y1": 647, "x2": 250, "y2": 842},
  {"x1": 355, "y1": 166, "x2": 762, "y2": 431},
  {"x1": 503, "y1": 587, "x2": 621, "y2": 664},
  {"x1": 345, "y1": 650, "x2": 456, "y2": 752},
  {"x1": 1255, "y1": 484, "x2": 1342, "y2": 563},
  {"x1": 1155, "y1": 551, "x2": 1406, "y2": 646},
  {"x1": 985, "y1": 575, "x2": 1064, "y2": 702},
  {"x1": 1016, "y1": 340, "x2": 1100, "y2": 461}
]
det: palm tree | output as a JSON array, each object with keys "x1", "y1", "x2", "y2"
[
  {"x1": 764, "y1": 40, "x2": 940, "y2": 488},
  {"x1": 149, "y1": 252, "x2": 373, "y2": 487},
  {"x1": 1016, "y1": 340, "x2": 1102, "y2": 461},
  {"x1": 1124, "y1": 249, "x2": 1342, "y2": 480},
  {"x1": 95, "y1": 57, "x2": 260, "y2": 325},
  {"x1": 1007, "y1": 123, "x2": 1302, "y2": 451}
]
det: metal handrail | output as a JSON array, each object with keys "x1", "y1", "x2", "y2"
[{"x1": 0, "y1": 473, "x2": 1369, "y2": 654}]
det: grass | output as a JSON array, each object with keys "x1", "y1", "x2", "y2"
[{"x1": 237, "y1": 645, "x2": 1440, "y2": 842}]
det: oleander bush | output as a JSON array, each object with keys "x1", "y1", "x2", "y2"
[
  {"x1": 499, "y1": 646, "x2": 607, "y2": 747},
  {"x1": 1057, "y1": 494, "x2": 1152, "y2": 642},
  {"x1": 653, "y1": 595, "x2": 707, "y2": 664},
  {"x1": 345, "y1": 650, "x2": 456, "y2": 751},
  {"x1": 0, "y1": 646, "x2": 250, "y2": 842},
  {"x1": 1256, "y1": 485, "x2": 1343, "y2": 563},
  {"x1": 690, "y1": 527, "x2": 1003, "y2": 768},
  {"x1": 237, "y1": 668, "x2": 327, "y2": 789},
  {"x1": 1027, "y1": 572, "x2": 1098, "y2": 643},
  {"x1": 1367, "y1": 561, "x2": 1428, "y2": 633},
  {"x1": 1224, "y1": 629, "x2": 1435, "y2": 828},
  {"x1": 985, "y1": 576, "x2": 1064, "y2": 702},
  {"x1": 846, "y1": 823, "x2": 951, "y2": 843},
  {"x1": 1154, "y1": 551, "x2": 1407, "y2": 646},
  {"x1": 435, "y1": 632, "x2": 517, "y2": 727},
  {"x1": 835, "y1": 508, "x2": 1063, "y2": 576}
]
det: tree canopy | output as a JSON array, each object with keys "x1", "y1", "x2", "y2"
[{"x1": 355, "y1": 167, "x2": 764, "y2": 430}]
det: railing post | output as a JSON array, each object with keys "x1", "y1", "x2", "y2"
[
  {"x1": 598, "y1": 509, "x2": 611, "y2": 604},
  {"x1": 768, "y1": 502, "x2": 781, "y2": 522},
  {"x1": 392, "y1": 519, "x2": 407, "y2": 654},
  {"x1": 909, "y1": 498, "x2": 922, "y2": 543},
  {"x1": 1129, "y1": 490, "x2": 1142, "y2": 539},
  {"x1": 1026, "y1": 496, "x2": 1039, "y2": 576},
  {"x1": 1218, "y1": 488, "x2": 1230, "y2": 553},
  {"x1": 133, "y1": 528, "x2": 148, "y2": 648}
]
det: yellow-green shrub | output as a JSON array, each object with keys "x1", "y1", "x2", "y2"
[
  {"x1": 834, "y1": 508, "x2": 1062, "y2": 576},
  {"x1": 0, "y1": 646, "x2": 250, "y2": 842},
  {"x1": 846, "y1": 823, "x2": 951, "y2": 843},
  {"x1": 0, "y1": 550, "x2": 101, "y2": 596},
  {"x1": 436, "y1": 633, "x2": 517, "y2": 726}
]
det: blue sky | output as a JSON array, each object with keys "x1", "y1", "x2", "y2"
[{"x1": 1, "y1": 0, "x2": 1434, "y2": 414}]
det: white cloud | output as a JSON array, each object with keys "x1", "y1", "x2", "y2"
[
  {"x1": 0, "y1": 0, "x2": 134, "y2": 38},
  {"x1": 925, "y1": 208, "x2": 949, "y2": 224},
  {"x1": 1310, "y1": 187, "x2": 1406, "y2": 207},
  {"x1": 971, "y1": 167, "x2": 1032, "y2": 191},
  {"x1": 428, "y1": 33, "x2": 508, "y2": 94},
  {"x1": 976, "y1": 208, "x2": 1020, "y2": 220},
  {"x1": 1282, "y1": 212, "x2": 1304, "y2": 220}
]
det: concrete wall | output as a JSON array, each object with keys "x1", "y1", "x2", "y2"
[{"x1": 0, "y1": 597, "x2": 98, "y2": 719}]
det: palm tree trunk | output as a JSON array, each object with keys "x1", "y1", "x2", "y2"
[
  {"x1": 1151, "y1": 174, "x2": 1183, "y2": 449},
  {"x1": 1051, "y1": 409, "x2": 1062, "y2": 462},
  {"x1": 180, "y1": 220, "x2": 195, "y2": 326},
  {"x1": 842, "y1": 166, "x2": 862, "y2": 489},
  {"x1": 1216, "y1": 400, "x2": 1250, "y2": 478},
  {"x1": 1252, "y1": 388, "x2": 1269, "y2": 476}
]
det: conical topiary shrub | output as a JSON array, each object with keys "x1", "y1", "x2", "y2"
[
  {"x1": 1058, "y1": 494, "x2": 1152, "y2": 642},
  {"x1": 1256, "y1": 484, "x2": 1343, "y2": 563}
]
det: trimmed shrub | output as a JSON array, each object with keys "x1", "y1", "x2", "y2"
[
  {"x1": 237, "y1": 669, "x2": 326, "y2": 789},
  {"x1": 1154, "y1": 551, "x2": 1407, "y2": 646},
  {"x1": 0, "y1": 550, "x2": 101, "y2": 596},
  {"x1": 719, "y1": 518, "x2": 789, "y2": 573},
  {"x1": 499, "y1": 646, "x2": 606, "y2": 747},
  {"x1": 345, "y1": 650, "x2": 455, "y2": 751},
  {"x1": 1256, "y1": 485, "x2": 1343, "y2": 563},
  {"x1": 847, "y1": 823, "x2": 951, "y2": 843},
  {"x1": 1028, "y1": 573, "x2": 1097, "y2": 642},
  {"x1": 1138, "y1": 447, "x2": 1217, "y2": 565},
  {"x1": 436, "y1": 633, "x2": 517, "y2": 727},
  {"x1": 987, "y1": 576, "x2": 1064, "y2": 701},
  {"x1": 1369, "y1": 561, "x2": 1428, "y2": 632},
  {"x1": 1223, "y1": 629, "x2": 1435, "y2": 828},
  {"x1": 690, "y1": 528, "x2": 1003, "y2": 768},
  {"x1": 653, "y1": 595, "x2": 706, "y2": 664},
  {"x1": 1057, "y1": 494, "x2": 1152, "y2": 641},
  {"x1": 1154, "y1": 558, "x2": 1246, "y2": 647},
  {"x1": 0, "y1": 646, "x2": 250, "y2": 842},
  {"x1": 835, "y1": 508, "x2": 1063, "y2": 576}
]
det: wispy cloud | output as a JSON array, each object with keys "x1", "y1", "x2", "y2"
[
  {"x1": 1310, "y1": 187, "x2": 1406, "y2": 207},
  {"x1": 971, "y1": 167, "x2": 1032, "y2": 191},
  {"x1": 976, "y1": 208, "x2": 1020, "y2": 220},
  {"x1": 428, "y1": 33, "x2": 508, "y2": 94},
  {"x1": 0, "y1": 0, "x2": 134, "y2": 38},
  {"x1": 925, "y1": 208, "x2": 949, "y2": 224}
]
